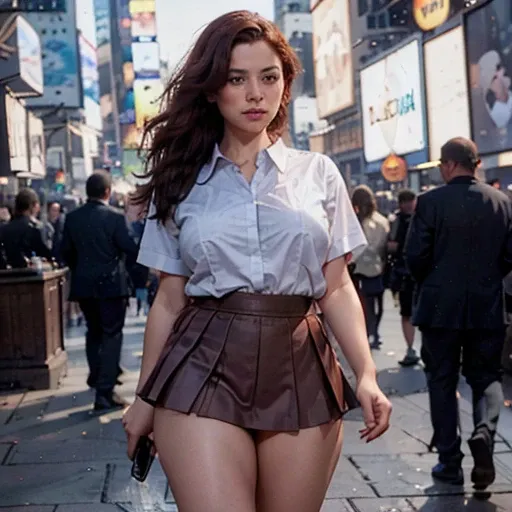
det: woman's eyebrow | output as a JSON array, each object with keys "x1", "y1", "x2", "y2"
[{"x1": 228, "y1": 65, "x2": 280, "y2": 74}]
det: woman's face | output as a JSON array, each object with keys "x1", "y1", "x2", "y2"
[{"x1": 213, "y1": 40, "x2": 285, "y2": 136}]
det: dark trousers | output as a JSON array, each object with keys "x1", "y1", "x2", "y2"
[
  {"x1": 79, "y1": 298, "x2": 127, "y2": 395},
  {"x1": 421, "y1": 328, "x2": 505, "y2": 464},
  {"x1": 362, "y1": 292, "x2": 384, "y2": 342}
]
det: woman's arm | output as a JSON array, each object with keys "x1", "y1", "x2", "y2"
[
  {"x1": 136, "y1": 272, "x2": 188, "y2": 393},
  {"x1": 124, "y1": 271, "x2": 188, "y2": 459},
  {"x1": 318, "y1": 255, "x2": 391, "y2": 441}
]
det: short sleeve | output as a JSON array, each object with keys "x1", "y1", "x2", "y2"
[
  {"x1": 137, "y1": 203, "x2": 191, "y2": 277},
  {"x1": 323, "y1": 156, "x2": 367, "y2": 262}
]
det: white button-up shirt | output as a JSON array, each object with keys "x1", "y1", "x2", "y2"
[{"x1": 138, "y1": 138, "x2": 367, "y2": 298}]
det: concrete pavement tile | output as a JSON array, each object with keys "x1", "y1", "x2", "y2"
[
  {"x1": 400, "y1": 424, "x2": 511, "y2": 455},
  {"x1": 0, "y1": 392, "x2": 25, "y2": 425},
  {"x1": 0, "y1": 507, "x2": 55, "y2": 511},
  {"x1": 349, "y1": 498, "x2": 415, "y2": 511},
  {"x1": 0, "y1": 442, "x2": 12, "y2": 463},
  {"x1": 43, "y1": 388, "x2": 95, "y2": 415},
  {"x1": 497, "y1": 409, "x2": 512, "y2": 446},
  {"x1": 83, "y1": 418, "x2": 126, "y2": 442},
  {"x1": 325, "y1": 457, "x2": 376, "y2": 499},
  {"x1": 377, "y1": 366, "x2": 428, "y2": 397},
  {"x1": 342, "y1": 422, "x2": 427, "y2": 456},
  {"x1": 103, "y1": 461, "x2": 172, "y2": 508},
  {"x1": 56, "y1": 506, "x2": 119, "y2": 511},
  {"x1": 351, "y1": 453, "x2": 512, "y2": 497},
  {"x1": 320, "y1": 498, "x2": 355, "y2": 511},
  {"x1": 496, "y1": 452, "x2": 512, "y2": 472},
  {"x1": 403, "y1": 393, "x2": 430, "y2": 412},
  {"x1": 409, "y1": 494, "x2": 512, "y2": 511},
  {"x1": 7, "y1": 438, "x2": 126, "y2": 464},
  {"x1": 0, "y1": 462, "x2": 105, "y2": 506}
]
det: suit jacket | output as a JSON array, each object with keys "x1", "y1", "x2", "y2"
[
  {"x1": 61, "y1": 199, "x2": 138, "y2": 300},
  {"x1": 0, "y1": 215, "x2": 52, "y2": 268},
  {"x1": 404, "y1": 176, "x2": 512, "y2": 330}
]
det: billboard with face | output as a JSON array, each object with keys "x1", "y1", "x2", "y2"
[{"x1": 466, "y1": 0, "x2": 512, "y2": 154}]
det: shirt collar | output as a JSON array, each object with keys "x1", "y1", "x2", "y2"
[
  {"x1": 197, "y1": 138, "x2": 288, "y2": 183},
  {"x1": 266, "y1": 138, "x2": 287, "y2": 174}
]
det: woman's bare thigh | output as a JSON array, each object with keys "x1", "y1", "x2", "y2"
[
  {"x1": 255, "y1": 420, "x2": 343, "y2": 512},
  {"x1": 153, "y1": 408, "x2": 257, "y2": 512}
]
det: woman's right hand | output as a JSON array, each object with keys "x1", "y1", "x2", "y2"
[{"x1": 122, "y1": 397, "x2": 155, "y2": 460}]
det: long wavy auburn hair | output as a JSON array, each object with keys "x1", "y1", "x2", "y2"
[{"x1": 131, "y1": 10, "x2": 302, "y2": 223}]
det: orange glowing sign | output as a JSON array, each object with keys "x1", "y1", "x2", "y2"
[
  {"x1": 413, "y1": 0, "x2": 450, "y2": 31},
  {"x1": 381, "y1": 154, "x2": 407, "y2": 183}
]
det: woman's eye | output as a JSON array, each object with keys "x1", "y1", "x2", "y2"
[
  {"x1": 263, "y1": 75, "x2": 278, "y2": 83},
  {"x1": 228, "y1": 76, "x2": 244, "y2": 85}
]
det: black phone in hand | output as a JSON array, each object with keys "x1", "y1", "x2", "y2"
[{"x1": 131, "y1": 435, "x2": 155, "y2": 482}]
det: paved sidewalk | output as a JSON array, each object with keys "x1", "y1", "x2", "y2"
[{"x1": 1, "y1": 294, "x2": 512, "y2": 511}]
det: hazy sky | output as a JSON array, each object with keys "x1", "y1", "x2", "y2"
[{"x1": 155, "y1": 0, "x2": 275, "y2": 69}]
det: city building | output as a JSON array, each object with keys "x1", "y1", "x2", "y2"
[
  {"x1": 0, "y1": 6, "x2": 44, "y2": 200},
  {"x1": 276, "y1": 1, "x2": 325, "y2": 150},
  {"x1": 310, "y1": 0, "x2": 495, "y2": 194},
  {"x1": 0, "y1": 0, "x2": 103, "y2": 197}
]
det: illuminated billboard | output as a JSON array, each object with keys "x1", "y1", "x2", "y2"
[
  {"x1": 132, "y1": 41, "x2": 160, "y2": 79},
  {"x1": 312, "y1": 0, "x2": 354, "y2": 118},
  {"x1": 360, "y1": 39, "x2": 426, "y2": 163},
  {"x1": 134, "y1": 78, "x2": 163, "y2": 128},
  {"x1": 129, "y1": 0, "x2": 155, "y2": 14}
]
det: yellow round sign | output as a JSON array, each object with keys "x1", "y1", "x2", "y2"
[
  {"x1": 413, "y1": 0, "x2": 450, "y2": 31},
  {"x1": 381, "y1": 154, "x2": 407, "y2": 183}
]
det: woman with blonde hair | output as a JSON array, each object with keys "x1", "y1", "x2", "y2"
[
  {"x1": 352, "y1": 185, "x2": 390, "y2": 349},
  {"x1": 122, "y1": 11, "x2": 391, "y2": 511}
]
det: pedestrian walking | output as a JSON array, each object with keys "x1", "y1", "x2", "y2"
[
  {"x1": 351, "y1": 185, "x2": 390, "y2": 349},
  {"x1": 405, "y1": 137, "x2": 512, "y2": 490},
  {"x1": 61, "y1": 171, "x2": 138, "y2": 411},
  {"x1": 122, "y1": 10, "x2": 391, "y2": 512},
  {"x1": 387, "y1": 189, "x2": 420, "y2": 366}
]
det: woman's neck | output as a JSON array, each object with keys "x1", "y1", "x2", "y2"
[{"x1": 219, "y1": 130, "x2": 272, "y2": 169}]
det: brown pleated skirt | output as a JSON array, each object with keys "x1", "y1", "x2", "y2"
[{"x1": 138, "y1": 292, "x2": 359, "y2": 431}]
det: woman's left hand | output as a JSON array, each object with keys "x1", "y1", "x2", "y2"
[{"x1": 356, "y1": 374, "x2": 392, "y2": 442}]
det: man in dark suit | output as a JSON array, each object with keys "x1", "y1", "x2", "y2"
[
  {"x1": 0, "y1": 188, "x2": 51, "y2": 269},
  {"x1": 405, "y1": 137, "x2": 512, "y2": 490},
  {"x1": 62, "y1": 171, "x2": 138, "y2": 411}
]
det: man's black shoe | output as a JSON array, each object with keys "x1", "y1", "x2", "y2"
[
  {"x1": 468, "y1": 431, "x2": 495, "y2": 490},
  {"x1": 87, "y1": 375, "x2": 123, "y2": 388},
  {"x1": 431, "y1": 462, "x2": 464, "y2": 485},
  {"x1": 93, "y1": 392, "x2": 129, "y2": 411}
]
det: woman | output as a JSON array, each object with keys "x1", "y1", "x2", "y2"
[
  {"x1": 351, "y1": 185, "x2": 390, "y2": 350},
  {"x1": 123, "y1": 11, "x2": 391, "y2": 511}
]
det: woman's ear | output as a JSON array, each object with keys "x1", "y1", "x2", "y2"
[{"x1": 206, "y1": 93, "x2": 216, "y2": 103}]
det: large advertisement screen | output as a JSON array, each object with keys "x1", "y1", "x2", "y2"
[
  {"x1": 360, "y1": 39, "x2": 426, "y2": 163},
  {"x1": 424, "y1": 26, "x2": 470, "y2": 162},
  {"x1": 131, "y1": 11, "x2": 157, "y2": 39},
  {"x1": 466, "y1": 0, "x2": 512, "y2": 155},
  {"x1": 134, "y1": 78, "x2": 163, "y2": 128},
  {"x1": 17, "y1": 15, "x2": 43, "y2": 95},
  {"x1": 26, "y1": 2, "x2": 81, "y2": 108},
  {"x1": 132, "y1": 41, "x2": 160, "y2": 79},
  {"x1": 312, "y1": 0, "x2": 354, "y2": 118},
  {"x1": 79, "y1": 34, "x2": 102, "y2": 131}
]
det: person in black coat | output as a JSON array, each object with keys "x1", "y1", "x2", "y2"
[
  {"x1": 0, "y1": 188, "x2": 51, "y2": 269},
  {"x1": 405, "y1": 137, "x2": 512, "y2": 490},
  {"x1": 61, "y1": 171, "x2": 138, "y2": 411}
]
